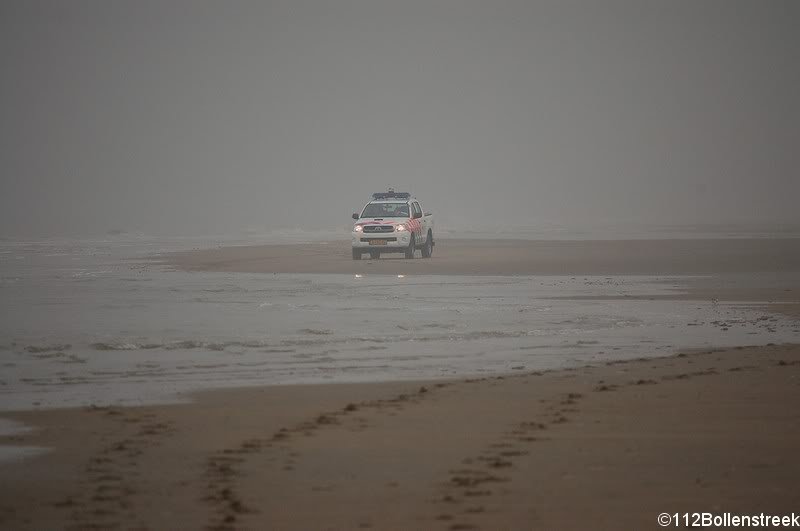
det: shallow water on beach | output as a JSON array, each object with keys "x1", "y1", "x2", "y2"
[{"x1": 1, "y1": 237, "x2": 798, "y2": 411}]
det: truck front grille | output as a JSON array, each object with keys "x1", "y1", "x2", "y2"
[{"x1": 363, "y1": 225, "x2": 394, "y2": 233}]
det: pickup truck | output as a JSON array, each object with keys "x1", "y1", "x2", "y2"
[{"x1": 351, "y1": 190, "x2": 434, "y2": 260}]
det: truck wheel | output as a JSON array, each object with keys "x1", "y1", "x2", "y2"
[
  {"x1": 405, "y1": 235, "x2": 415, "y2": 259},
  {"x1": 369, "y1": 251, "x2": 381, "y2": 260},
  {"x1": 352, "y1": 249, "x2": 362, "y2": 260},
  {"x1": 421, "y1": 231, "x2": 433, "y2": 258}
]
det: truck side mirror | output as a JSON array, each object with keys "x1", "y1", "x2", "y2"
[
  {"x1": 413, "y1": 211, "x2": 422, "y2": 219},
  {"x1": 352, "y1": 213, "x2": 359, "y2": 220}
]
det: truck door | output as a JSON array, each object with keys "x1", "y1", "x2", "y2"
[{"x1": 412, "y1": 202, "x2": 424, "y2": 240}]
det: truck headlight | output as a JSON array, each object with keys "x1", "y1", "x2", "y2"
[
  {"x1": 396, "y1": 224, "x2": 407, "y2": 232},
  {"x1": 354, "y1": 225, "x2": 363, "y2": 232}
]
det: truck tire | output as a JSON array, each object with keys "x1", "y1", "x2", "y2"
[
  {"x1": 421, "y1": 230, "x2": 433, "y2": 258},
  {"x1": 405, "y1": 235, "x2": 415, "y2": 259},
  {"x1": 352, "y1": 249, "x2": 362, "y2": 260}
]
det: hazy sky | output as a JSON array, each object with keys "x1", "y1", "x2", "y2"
[{"x1": 1, "y1": 0, "x2": 798, "y2": 237}]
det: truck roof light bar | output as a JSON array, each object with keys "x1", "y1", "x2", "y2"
[{"x1": 371, "y1": 191, "x2": 411, "y2": 200}]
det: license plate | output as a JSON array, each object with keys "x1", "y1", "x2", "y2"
[{"x1": 371, "y1": 240, "x2": 388, "y2": 245}]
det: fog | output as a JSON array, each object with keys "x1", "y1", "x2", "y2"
[{"x1": 1, "y1": 0, "x2": 798, "y2": 238}]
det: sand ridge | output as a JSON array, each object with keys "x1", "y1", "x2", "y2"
[{"x1": 161, "y1": 238, "x2": 800, "y2": 276}]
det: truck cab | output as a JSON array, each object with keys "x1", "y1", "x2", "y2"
[{"x1": 351, "y1": 190, "x2": 434, "y2": 260}]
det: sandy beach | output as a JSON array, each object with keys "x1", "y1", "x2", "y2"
[
  {"x1": 163, "y1": 238, "x2": 800, "y2": 276},
  {"x1": 1, "y1": 238, "x2": 799, "y2": 530},
  {"x1": 4, "y1": 0, "x2": 799, "y2": 528},
  {"x1": 0, "y1": 345, "x2": 798, "y2": 530}
]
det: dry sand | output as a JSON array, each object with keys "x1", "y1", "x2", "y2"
[{"x1": 2, "y1": 238, "x2": 799, "y2": 530}]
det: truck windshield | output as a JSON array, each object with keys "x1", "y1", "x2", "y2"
[{"x1": 361, "y1": 203, "x2": 409, "y2": 218}]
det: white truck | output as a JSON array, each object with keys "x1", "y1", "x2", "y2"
[{"x1": 351, "y1": 190, "x2": 435, "y2": 260}]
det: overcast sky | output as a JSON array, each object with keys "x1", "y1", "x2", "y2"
[{"x1": 1, "y1": 0, "x2": 798, "y2": 237}]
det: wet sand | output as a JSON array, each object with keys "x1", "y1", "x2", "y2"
[
  {"x1": 1, "y1": 238, "x2": 799, "y2": 529},
  {"x1": 162, "y1": 238, "x2": 800, "y2": 276},
  {"x1": 1, "y1": 344, "x2": 798, "y2": 530}
]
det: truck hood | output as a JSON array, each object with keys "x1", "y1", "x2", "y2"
[{"x1": 353, "y1": 218, "x2": 409, "y2": 227}]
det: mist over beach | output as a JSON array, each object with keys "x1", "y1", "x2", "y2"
[
  {"x1": 1, "y1": 0, "x2": 799, "y2": 239},
  {"x1": 1, "y1": 1, "x2": 799, "y2": 530}
]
